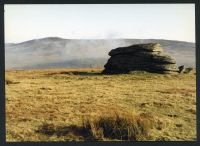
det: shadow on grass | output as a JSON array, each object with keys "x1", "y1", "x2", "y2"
[
  {"x1": 47, "y1": 71, "x2": 102, "y2": 76},
  {"x1": 35, "y1": 124, "x2": 95, "y2": 141},
  {"x1": 36, "y1": 110, "x2": 154, "y2": 141},
  {"x1": 65, "y1": 71, "x2": 102, "y2": 76}
]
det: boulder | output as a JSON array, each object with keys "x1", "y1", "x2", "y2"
[
  {"x1": 184, "y1": 67, "x2": 195, "y2": 74},
  {"x1": 102, "y1": 43, "x2": 179, "y2": 74},
  {"x1": 109, "y1": 43, "x2": 163, "y2": 56},
  {"x1": 178, "y1": 65, "x2": 185, "y2": 73}
]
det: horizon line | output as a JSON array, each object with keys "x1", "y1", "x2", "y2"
[{"x1": 5, "y1": 36, "x2": 195, "y2": 44}]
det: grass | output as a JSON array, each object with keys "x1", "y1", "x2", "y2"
[
  {"x1": 5, "y1": 68, "x2": 196, "y2": 141},
  {"x1": 82, "y1": 109, "x2": 154, "y2": 141},
  {"x1": 36, "y1": 107, "x2": 159, "y2": 141},
  {"x1": 5, "y1": 75, "x2": 14, "y2": 85}
]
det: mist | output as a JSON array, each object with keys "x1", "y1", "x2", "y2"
[{"x1": 5, "y1": 37, "x2": 195, "y2": 70}]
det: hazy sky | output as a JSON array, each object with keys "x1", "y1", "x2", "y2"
[{"x1": 5, "y1": 4, "x2": 195, "y2": 43}]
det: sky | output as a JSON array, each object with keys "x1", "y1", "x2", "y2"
[{"x1": 4, "y1": 4, "x2": 195, "y2": 43}]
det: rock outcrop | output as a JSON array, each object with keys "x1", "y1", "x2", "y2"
[
  {"x1": 178, "y1": 66, "x2": 195, "y2": 74},
  {"x1": 102, "y1": 43, "x2": 179, "y2": 74},
  {"x1": 178, "y1": 65, "x2": 185, "y2": 73}
]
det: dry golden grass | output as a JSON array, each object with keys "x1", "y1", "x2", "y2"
[
  {"x1": 82, "y1": 109, "x2": 154, "y2": 141},
  {"x1": 5, "y1": 68, "x2": 196, "y2": 141},
  {"x1": 5, "y1": 75, "x2": 15, "y2": 85},
  {"x1": 36, "y1": 108, "x2": 154, "y2": 141}
]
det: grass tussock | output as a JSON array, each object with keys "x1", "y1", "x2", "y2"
[
  {"x1": 36, "y1": 108, "x2": 157, "y2": 141},
  {"x1": 82, "y1": 110, "x2": 154, "y2": 141}
]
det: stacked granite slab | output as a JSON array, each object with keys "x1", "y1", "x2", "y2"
[{"x1": 102, "y1": 43, "x2": 179, "y2": 74}]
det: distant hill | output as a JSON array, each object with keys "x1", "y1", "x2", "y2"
[{"x1": 5, "y1": 37, "x2": 195, "y2": 70}]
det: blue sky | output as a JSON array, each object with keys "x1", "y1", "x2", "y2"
[{"x1": 5, "y1": 4, "x2": 195, "y2": 43}]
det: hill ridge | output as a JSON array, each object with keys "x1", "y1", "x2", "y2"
[{"x1": 5, "y1": 38, "x2": 195, "y2": 70}]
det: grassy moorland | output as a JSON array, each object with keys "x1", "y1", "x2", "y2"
[{"x1": 5, "y1": 68, "x2": 196, "y2": 141}]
